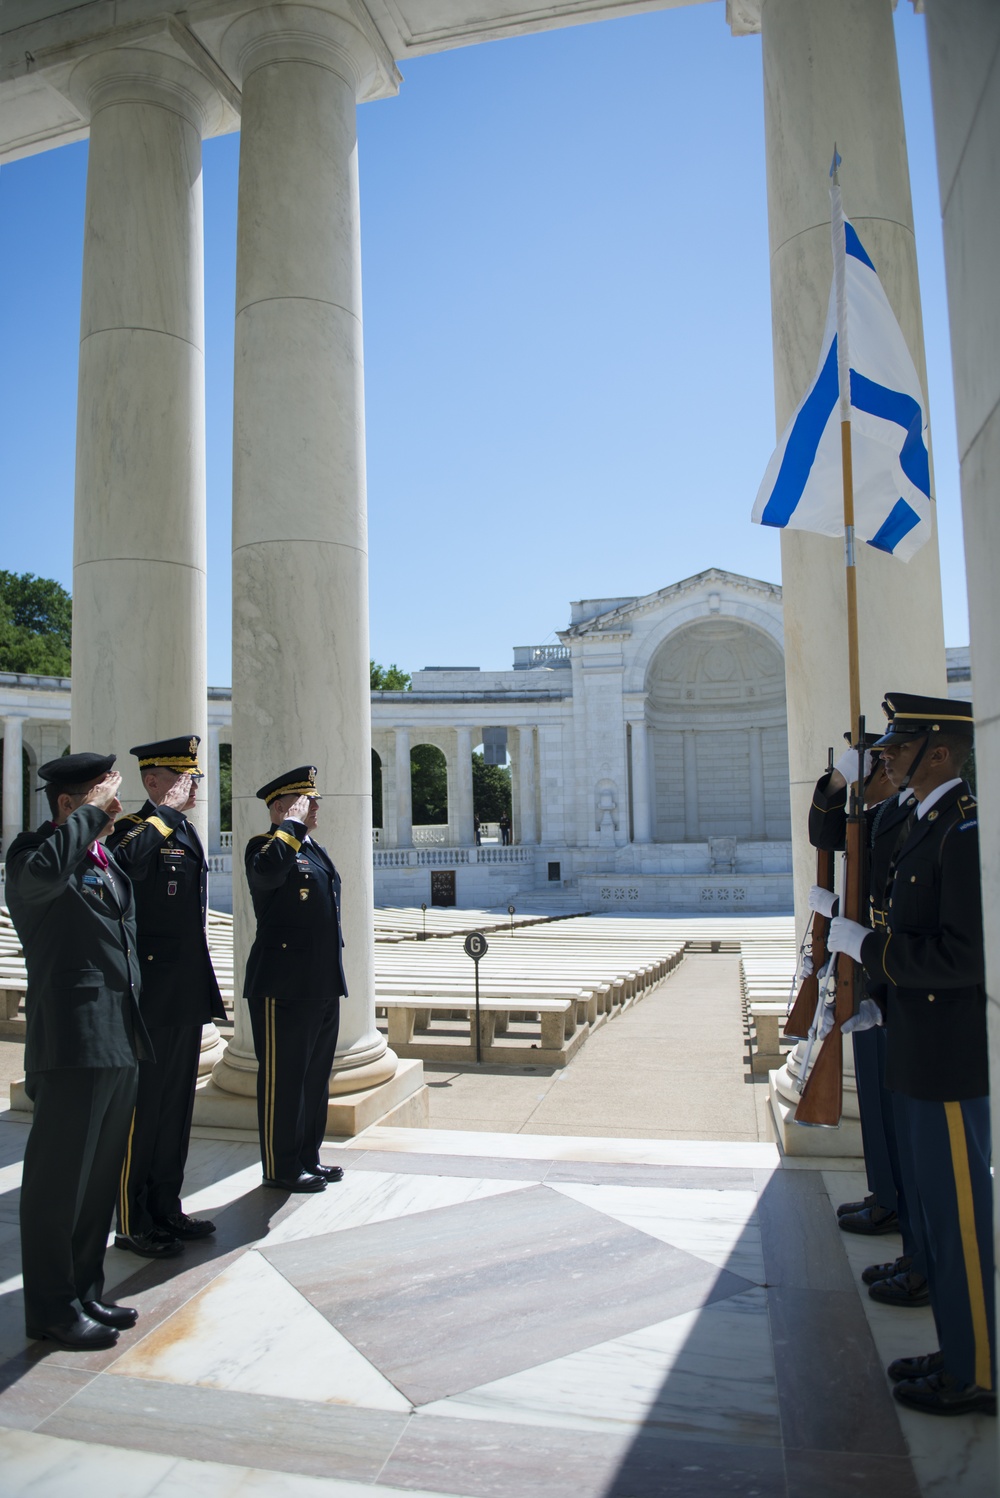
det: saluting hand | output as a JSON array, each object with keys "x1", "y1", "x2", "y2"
[
  {"x1": 84, "y1": 772, "x2": 122, "y2": 813},
  {"x1": 160, "y1": 774, "x2": 195, "y2": 812},
  {"x1": 285, "y1": 795, "x2": 312, "y2": 825}
]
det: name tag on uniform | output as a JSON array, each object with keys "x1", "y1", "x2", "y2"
[
  {"x1": 83, "y1": 873, "x2": 105, "y2": 898},
  {"x1": 161, "y1": 848, "x2": 185, "y2": 865}
]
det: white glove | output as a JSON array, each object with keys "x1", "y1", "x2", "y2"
[
  {"x1": 834, "y1": 747, "x2": 873, "y2": 785},
  {"x1": 818, "y1": 992, "x2": 838, "y2": 1040},
  {"x1": 800, "y1": 953, "x2": 814, "y2": 978},
  {"x1": 808, "y1": 885, "x2": 839, "y2": 918},
  {"x1": 842, "y1": 998, "x2": 885, "y2": 1035},
  {"x1": 828, "y1": 916, "x2": 871, "y2": 963}
]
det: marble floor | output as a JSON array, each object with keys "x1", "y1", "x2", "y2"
[{"x1": 0, "y1": 1118, "x2": 995, "y2": 1498}]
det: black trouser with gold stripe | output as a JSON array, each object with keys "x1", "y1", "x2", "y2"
[
  {"x1": 898, "y1": 1094, "x2": 995, "y2": 1390},
  {"x1": 248, "y1": 995, "x2": 340, "y2": 1181},
  {"x1": 117, "y1": 1023, "x2": 202, "y2": 1237}
]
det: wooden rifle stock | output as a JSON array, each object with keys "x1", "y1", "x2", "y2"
[
  {"x1": 795, "y1": 721, "x2": 869, "y2": 1127},
  {"x1": 784, "y1": 843, "x2": 834, "y2": 1040}
]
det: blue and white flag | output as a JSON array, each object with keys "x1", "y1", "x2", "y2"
[{"x1": 752, "y1": 188, "x2": 932, "y2": 561}]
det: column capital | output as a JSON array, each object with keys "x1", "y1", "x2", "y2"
[
  {"x1": 67, "y1": 44, "x2": 229, "y2": 135},
  {"x1": 726, "y1": 0, "x2": 761, "y2": 38},
  {"x1": 221, "y1": 2, "x2": 400, "y2": 102}
]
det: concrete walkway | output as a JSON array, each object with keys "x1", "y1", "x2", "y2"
[{"x1": 422, "y1": 953, "x2": 774, "y2": 1142}]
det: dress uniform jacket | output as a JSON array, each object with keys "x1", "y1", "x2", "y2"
[
  {"x1": 859, "y1": 782, "x2": 986, "y2": 1100},
  {"x1": 244, "y1": 822, "x2": 348, "y2": 1002},
  {"x1": 107, "y1": 802, "x2": 225, "y2": 1027},
  {"x1": 6, "y1": 806, "x2": 149, "y2": 1069}
]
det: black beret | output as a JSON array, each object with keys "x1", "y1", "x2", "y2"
[{"x1": 38, "y1": 752, "x2": 116, "y2": 788}]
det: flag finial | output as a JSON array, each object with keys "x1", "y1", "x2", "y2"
[{"x1": 830, "y1": 145, "x2": 842, "y2": 184}]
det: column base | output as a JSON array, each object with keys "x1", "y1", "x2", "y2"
[
  {"x1": 191, "y1": 1055, "x2": 426, "y2": 1139},
  {"x1": 767, "y1": 1045, "x2": 863, "y2": 1158},
  {"x1": 198, "y1": 1023, "x2": 226, "y2": 1076}
]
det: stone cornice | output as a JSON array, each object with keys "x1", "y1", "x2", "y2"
[{"x1": 558, "y1": 568, "x2": 783, "y2": 639}]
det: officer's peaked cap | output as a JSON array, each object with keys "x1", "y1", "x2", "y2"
[
  {"x1": 131, "y1": 735, "x2": 203, "y2": 777},
  {"x1": 873, "y1": 693, "x2": 973, "y2": 747},
  {"x1": 256, "y1": 766, "x2": 323, "y2": 806}
]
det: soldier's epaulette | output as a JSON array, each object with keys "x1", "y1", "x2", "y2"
[
  {"x1": 956, "y1": 793, "x2": 978, "y2": 832},
  {"x1": 114, "y1": 816, "x2": 148, "y2": 850}
]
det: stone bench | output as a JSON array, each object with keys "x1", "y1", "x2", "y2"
[{"x1": 377, "y1": 994, "x2": 583, "y2": 1065}]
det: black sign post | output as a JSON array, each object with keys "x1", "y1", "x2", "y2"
[
  {"x1": 463, "y1": 931, "x2": 488, "y2": 1063},
  {"x1": 507, "y1": 904, "x2": 516, "y2": 937},
  {"x1": 420, "y1": 902, "x2": 427, "y2": 941}
]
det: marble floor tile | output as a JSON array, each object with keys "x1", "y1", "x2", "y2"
[
  {"x1": 357, "y1": 1126, "x2": 780, "y2": 1170},
  {"x1": 340, "y1": 1150, "x2": 551, "y2": 1182},
  {"x1": 549, "y1": 1182, "x2": 764, "y2": 1281},
  {"x1": 784, "y1": 1447, "x2": 921, "y2": 1498},
  {"x1": 381, "y1": 1414, "x2": 787, "y2": 1498},
  {"x1": 262, "y1": 1171, "x2": 534, "y2": 1247},
  {"x1": 111, "y1": 1249, "x2": 411, "y2": 1412},
  {"x1": 544, "y1": 1160, "x2": 757, "y2": 1191},
  {"x1": 40, "y1": 1375, "x2": 410, "y2": 1483},
  {"x1": 756, "y1": 1169, "x2": 857, "y2": 1292},
  {"x1": 419, "y1": 1288, "x2": 779, "y2": 1448},
  {"x1": 0, "y1": 1354, "x2": 94, "y2": 1432},
  {"x1": 263, "y1": 1186, "x2": 753, "y2": 1407},
  {"x1": 0, "y1": 1424, "x2": 178, "y2": 1497}
]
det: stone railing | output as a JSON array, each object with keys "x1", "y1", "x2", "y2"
[
  {"x1": 208, "y1": 855, "x2": 232, "y2": 874},
  {"x1": 219, "y1": 831, "x2": 233, "y2": 851},
  {"x1": 372, "y1": 827, "x2": 382, "y2": 847},
  {"x1": 373, "y1": 845, "x2": 532, "y2": 869},
  {"x1": 413, "y1": 826, "x2": 449, "y2": 845}
]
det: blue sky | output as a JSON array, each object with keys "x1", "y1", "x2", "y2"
[{"x1": 0, "y1": 2, "x2": 967, "y2": 686}]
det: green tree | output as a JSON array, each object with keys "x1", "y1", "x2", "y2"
[
  {"x1": 370, "y1": 660, "x2": 411, "y2": 691},
  {"x1": 410, "y1": 744, "x2": 447, "y2": 824},
  {"x1": 0, "y1": 572, "x2": 72, "y2": 676},
  {"x1": 219, "y1": 742, "x2": 232, "y2": 832},
  {"x1": 472, "y1": 752, "x2": 512, "y2": 822}
]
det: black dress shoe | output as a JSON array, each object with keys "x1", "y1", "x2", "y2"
[
  {"x1": 888, "y1": 1350, "x2": 945, "y2": 1383},
  {"x1": 82, "y1": 1299, "x2": 139, "y2": 1330},
  {"x1": 839, "y1": 1205, "x2": 899, "y2": 1235},
  {"x1": 893, "y1": 1370, "x2": 996, "y2": 1417},
  {"x1": 307, "y1": 1163, "x2": 344, "y2": 1183},
  {"x1": 26, "y1": 1312, "x2": 118, "y2": 1350},
  {"x1": 114, "y1": 1229, "x2": 184, "y2": 1258},
  {"x1": 837, "y1": 1192, "x2": 876, "y2": 1218},
  {"x1": 154, "y1": 1212, "x2": 216, "y2": 1240},
  {"x1": 862, "y1": 1255, "x2": 910, "y2": 1286},
  {"x1": 868, "y1": 1270, "x2": 930, "y2": 1307},
  {"x1": 262, "y1": 1172, "x2": 326, "y2": 1193}
]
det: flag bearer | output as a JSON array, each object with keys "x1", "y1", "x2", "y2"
[{"x1": 828, "y1": 695, "x2": 994, "y2": 1416}]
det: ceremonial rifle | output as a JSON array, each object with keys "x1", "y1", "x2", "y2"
[{"x1": 784, "y1": 747, "x2": 835, "y2": 1041}]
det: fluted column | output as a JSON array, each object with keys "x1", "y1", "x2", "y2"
[
  {"x1": 394, "y1": 727, "x2": 412, "y2": 848},
  {"x1": 682, "y1": 730, "x2": 699, "y2": 841},
  {"x1": 207, "y1": 725, "x2": 222, "y2": 854},
  {"x1": 455, "y1": 727, "x2": 474, "y2": 845},
  {"x1": 518, "y1": 726, "x2": 538, "y2": 845},
  {"x1": 215, "y1": 4, "x2": 399, "y2": 1100},
  {"x1": 628, "y1": 719, "x2": 652, "y2": 844},
  {"x1": 2, "y1": 716, "x2": 25, "y2": 855},
  {"x1": 66, "y1": 49, "x2": 222, "y2": 841},
  {"x1": 760, "y1": 0, "x2": 947, "y2": 934}
]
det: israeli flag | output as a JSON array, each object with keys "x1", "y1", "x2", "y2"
[{"x1": 752, "y1": 195, "x2": 932, "y2": 561}]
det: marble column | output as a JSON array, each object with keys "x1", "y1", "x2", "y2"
[
  {"x1": 207, "y1": 725, "x2": 222, "y2": 855},
  {"x1": 2, "y1": 716, "x2": 25, "y2": 855},
  {"x1": 518, "y1": 726, "x2": 538, "y2": 845},
  {"x1": 214, "y1": 5, "x2": 399, "y2": 1102},
  {"x1": 628, "y1": 719, "x2": 652, "y2": 844},
  {"x1": 924, "y1": 5, "x2": 1000, "y2": 1437},
  {"x1": 748, "y1": 728, "x2": 766, "y2": 839},
  {"x1": 66, "y1": 49, "x2": 221, "y2": 843},
  {"x1": 759, "y1": 0, "x2": 947, "y2": 933},
  {"x1": 682, "y1": 730, "x2": 699, "y2": 841},
  {"x1": 455, "y1": 727, "x2": 475, "y2": 845},
  {"x1": 394, "y1": 727, "x2": 412, "y2": 848}
]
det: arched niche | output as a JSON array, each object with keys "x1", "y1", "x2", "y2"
[
  {"x1": 410, "y1": 742, "x2": 448, "y2": 826},
  {"x1": 644, "y1": 618, "x2": 790, "y2": 842}
]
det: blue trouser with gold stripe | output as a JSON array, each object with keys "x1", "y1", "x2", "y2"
[
  {"x1": 248, "y1": 995, "x2": 340, "y2": 1181},
  {"x1": 854, "y1": 1027, "x2": 925, "y2": 1273},
  {"x1": 898, "y1": 1094, "x2": 995, "y2": 1390}
]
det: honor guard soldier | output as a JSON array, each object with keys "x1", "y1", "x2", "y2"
[
  {"x1": 6, "y1": 754, "x2": 151, "y2": 1349},
  {"x1": 828, "y1": 694, "x2": 995, "y2": 1416},
  {"x1": 244, "y1": 766, "x2": 347, "y2": 1192},
  {"x1": 809, "y1": 730, "x2": 929, "y2": 1310},
  {"x1": 107, "y1": 735, "x2": 226, "y2": 1256}
]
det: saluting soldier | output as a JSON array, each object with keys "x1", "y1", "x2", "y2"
[
  {"x1": 6, "y1": 755, "x2": 150, "y2": 1349},
  {"x1": 828, "y1": 694, "x2": 995, "y2": 1416},
  {"x1": 107, "y1": 736, "x2": 226, "y2": 1257},
  {"x1": 808, "y1": 731, "x2": 929, "y2": 1311},
  {"x1": 244, "y1": 766, "x2": 347, "y2": 1192}
]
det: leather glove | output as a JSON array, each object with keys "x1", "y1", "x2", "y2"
[
  {"x1": 842, "y1": 998, "x2": 884, "y2": 1035},
  {"x1": 828, "y1": 916, "x2": 871, "y2": 963},
  {"x1": 808, "y1": 885, "x2": 839, "y2": 918},
  {"x1": 834, "y1": 747, "x2": 873, "y2": 784}
]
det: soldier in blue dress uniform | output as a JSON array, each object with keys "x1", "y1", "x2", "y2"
[
  {"x1": 107, "y1": 735, "x2": 227, "y2": 1257},
  {"x1": 828, "y1": 694, "x2": 995, "y2": 1416},
  {"x1": 243, "y1": 766, "x2": 347, "y2": 1192}
]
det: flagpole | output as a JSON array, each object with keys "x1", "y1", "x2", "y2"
[{"x1": 831, "y1": 148, "x2": 862, "y2": 736}]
